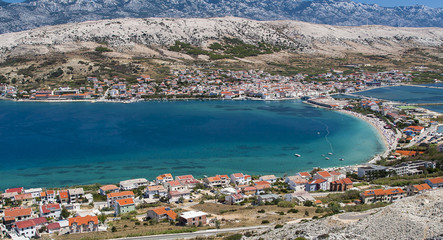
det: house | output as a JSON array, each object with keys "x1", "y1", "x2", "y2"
[
  {"x1": 259, "y1": 175, "x2": 277, "y2": 184},
  {"x1": 69, "y1": 215, "x2": 98, "y2": 233},
  {"x1": 242, "y1": 186, "x2": 257, "y2": 196},
  {"x1": 99, "y1": 185, "x2": 119, "y2": 196},
  {"x1": 254, "y1": 181, "x2": 271, "y2": 194},
  {"x1": 14, "y1": 219, "x2": 37, "y2": 238},
  {"x1": 407, "y1": 183, "x2": 432, "y2": 196},
  {"x1": 119, "y1": 178, "x2": 149, "y2": 190},
  {"x1": 361, "y1": 188, "x2": 405, "y2": 204},
  {"x1": 176, "y1": 175, "x2": 200, "y2": 188},
  {"x1": 225, "y1": 193, "x2": 244, "y2": 205},
  {"x1": 59, "y1": 190, "x2": 69, "y2": 203},
  {"x1": 156, "y1": 173, "x2": 174, "y2": 184},
  {"x1": 107, "y1": 191, "x2": 135, "y2": 207},
  {"x1": 68, "y1": 188, "x2": 85, "y2": 203},
  {"x1": 41, "y1": 190, "x2": 56, "y2": 203},
  {"x1": 5, "y1": 187, "x2": 24, "y2": 194},
  {"x1": 164, "y1": 180, "x2": 187, "y2": 192},
  {"x1": 284, "y1": 191, "x2": 315, "y2": 205},
  {"x1": 114, "y1": 198, "x2": 135, "y2": 215},
  {"x1": 23, "y1": 188, "x2": 43, "y2": 198},
  {"x1": 3, "y1": 207, "x2": 32, "y2": 229},
  {"x1": 296, "y1": 172, "x2": 311, "y2": 180},
  {"x1": 14, "y1": 193, "x2": 34, "y2": 205},
  {"x1": 168, "y1": 190, "x2": 191, "y2": 202},
  {"x1": 329, "y1": 171, "x2": 346, "y2": 182},
  {"x1": 313, "y1": 171, "x2": 333, "y2": 183},
  {"x1": 330, "y1": 178, "x2": 353, "y2": 191},
  {"x1": 230, "y1": 173, "x2": 251, "y2": 185},
  {"x1": 47, "y1": 222, "x2": 61, "y2": 234},
  {"x1": 425, "y1": 177, "x2": 443, "y2": 188},
  {"x1": 178, "y1": 211, "x2": 207, "y2": 226},
  {"x1": 147, "y1": 207, "x2": 177, "y2": 222},
  {"x1": 390, "y1": 161, "x2": 436, "y2": 176},
  {"x1": 285, "y1": 176, "x2": 308, "y2": 191},
  {"x1": 40, "y1": 203, "x2": 62, "y2": 219},
  {"x1": 204, "y1": 175, "x2": 230, "y2": 187},
  {"x1": 257, "y1": 194, "x2": 280, "y2": 204},
  {"x1": 305, "y1": 179, "x2": 328, "y2": 192},
  {"x1": 144, "y1": 185, "x2": 168, "y2": 199}
]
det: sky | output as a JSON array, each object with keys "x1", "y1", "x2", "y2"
[{"x1": 1, "y1": 0, "x2": 442, "y2": 8}]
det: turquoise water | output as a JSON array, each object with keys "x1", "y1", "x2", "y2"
[{"x1": 0, "y1": 100, "x2": 385, "y2": 189}]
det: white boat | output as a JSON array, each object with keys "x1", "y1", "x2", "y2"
[
  {"x1": 295, "y1": 154, "x2": 301, "y2": 157},
  {"x1": 339, "y1": 158, "x2": 344, "y2": 161},
  {"x1": 325, "y1": 157, "x2": 330, "y2": 160},
  {"x1": 328, "y1": 152, "x2": 333, "y2": 155}
]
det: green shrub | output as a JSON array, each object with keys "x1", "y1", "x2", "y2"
[
  {"x1": 224, "y1": 233, "x2": 242, "y2": 240},
  {"x1": 287, "y1": 209, "x2": 299, "y2": 213},
  {"x1": 95, "y1": 46, "x2": 112, "y2": 52},
  {"x1": 261, "y1": 220, "x2": 270, "y2": 224},
  {"x1": 274, "y1": 224, "x2": 284, "y2": 229}
]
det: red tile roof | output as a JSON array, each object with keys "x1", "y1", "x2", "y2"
[
  {"x1": 116, "y1": 198, "x2": 134, "y2": 206},
  {"x1": 151, "y1": 207, "x2": 177, "y2": 220},
  {"x1": 41, "y1": 204, "x2": 61, "y2": 214},
  {"x1": 317, "y1": 171, "x2": 332, "y2": 178},
  {"x1": 15, "y1": 219, "x2": 36, "y2": 229},
  {"x1": 428, "y1": 177, "x2": 443, "y2": 184},
  {"x1": 100, "y1": 185, "x2": 119, "y2": 191},
  {"x1": 4, "y1": 207, "x2": 32, "y2": 218},
  {"x1": 14, "y1": 193, "x2": 33, "y2": 200},
  {"x1": 298, "y1": 172, "x2": 311, "y2": 177},
  {"x1": 107, "y1": 191, "x2": 134, "y2": 198},
  {"x1": 47, "y1": 222, "x2": 61, "y2": 230},
  {"x1": 5, "y1": 188, "x2": 23, "y2": 194},
  {"x1": 69, "y1": 215, "x2": 98, "y2": 226},
  {"x1": 59, "y1": 190, "x2": 69, "y2": 199}
]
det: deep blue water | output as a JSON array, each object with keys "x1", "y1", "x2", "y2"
[
  {"x1": 331, "y1": 94, "x2": 362, "y2": 99},
  {"x1": 0, "y1": 100, "x2": 384, "y2": 189}
]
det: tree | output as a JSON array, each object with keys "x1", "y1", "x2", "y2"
[
  {"x1": 98, "y1": 214, "x2": 107, "y2": 224},
  {"x1": 61, "y1": 207, "x2": 70, "y2": 219},
  {"x1": 215, "y1": 219, "x2": 221, "y2": 229},
  {"x1": 304, "y1": 210, "x2": 309, "y2": 216},
  {"x1": 111, "y1": 226, "x2": 117, "y2": 232}
]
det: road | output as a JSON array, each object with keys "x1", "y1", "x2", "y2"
[{"x1": 114, "y1": 225, "x2": 270, "y2": 240}]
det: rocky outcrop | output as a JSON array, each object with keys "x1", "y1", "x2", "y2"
[
  {"x1": 0, "y1": 17, "x2": 442, "y2": 59},
  {"x1": 0, "y1": 0, "x2": 441, "y2": 34},
  {"x1": 245, "y1": 188, "x2": 443, "y2": 240}
]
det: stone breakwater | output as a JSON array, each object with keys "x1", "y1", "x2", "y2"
[{"x1": 244, "y1": 189, "x2": 443, "y2": 240}]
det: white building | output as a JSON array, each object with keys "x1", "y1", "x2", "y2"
[{"x1": 120, "y1": 178, "x2": 149, "y2": 190}]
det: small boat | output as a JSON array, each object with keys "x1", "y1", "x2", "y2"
[
  {"x1": 317, "y1": 132, "x2": 320, "y2": 134},
  {"x1": 328, "y1": 152, "x2": 333, "y2": 155},
  {"x1": 325, "y1": 157, "x2": 330, "y2": 160},
  {"x1": 295, "y1": 154, "x2": 301, "y2": 157},
  {"x1": 339, "y1": 158, "x2": 344, "y2": 161},
  {"x1": 321, "y1": 154, "x2": 325, "y2": 157}
]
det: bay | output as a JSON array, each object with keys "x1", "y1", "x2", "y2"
[{"x1": 0, "y1": 100, "x2": 384, "y2": 189}]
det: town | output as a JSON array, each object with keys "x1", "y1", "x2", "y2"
[{"x1": 0, "y1": 68, "x2": 423, "y2": 101}]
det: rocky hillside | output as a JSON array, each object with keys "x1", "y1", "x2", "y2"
[
  {"x1": 0, "y1": 17, "x2": 442, "y2": 60},
  {"x1": 0, "y1": 0, "x2": 441, "y2": 34},
  {"x1": 245, "y1": 189, "x2": 443, "y2": 240}
]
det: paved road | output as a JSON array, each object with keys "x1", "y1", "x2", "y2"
[{"x1": 114, "y1": 225, "x2": 270, "y2": 240}]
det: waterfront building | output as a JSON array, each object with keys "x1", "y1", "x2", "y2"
[
  {"x1": 296, "y1": 172, "x2": 311, "y2": 180},
  {"x1": 258, "y1": 175, "x2": 277, "y2": 184},
  {"x1": 5, "y1": 187, "x2": 24, "y2": 194},
  {"x1": 164, "y1": 180, "x2": 187, "y2": 192},
  {"x1": 68, "y1": 188, "x2": 85, "y2": 203},
  {"x1": 204, "y1": 175, "x2": 230, "y2": 188},
  {"x1": 313, "y1": 171, "x2": 333, "y2": 183},
  {"x1": 14, "y1": 193, "x2": 34, "y2": 206},
  {"x1": 389, "y1": 161, "x2": 436, "y2": 176},
  {"x1": 40, "y1": 190, "x2": 56, "y2": 203},
  {"x1": 119, "y1": 178, "x2": 148, "y2": 190},
  {"x1": 23, "y1": 188, "x2": 42, "y2": 198},
  {"x1": 179, "y1": 211, "x2": 207, "y2": 226},
  {"x1": 3, "y1": 207, "x2": 32, "y2": 229},
  {"x1": 59, "y1": 190, "x2": 69, "y2": 203},
  {"x1": 230, "y1": 173, "x2": 251, "y2": 185},
  {"x1": 175, "y1": 175, "x2": 200, "y2": 188},
  {"x1": 156, "y1": 173, "x2": 174, "y2": 184},
  {"x1": 168, "y1": 190, "x2": 191, "y2": 202},
  {"x1": 285, "y1": 176, "x2": 308, "y2": 192},
  {"x1": 306, "y1": 179, "x2": 328, "y2": 191},
  {"x1": 99, "y1": 185, "x2": 119, "y2": 195}
]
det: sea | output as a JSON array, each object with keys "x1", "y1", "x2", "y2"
[
  {"x1": 0, "y1": 100, "x2": 385, "y2": 189},
  {"x1": 355, "y1": 85, "x2": 443, "y2": 113}
]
